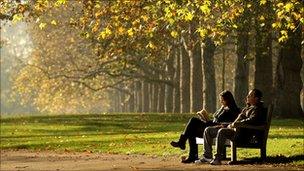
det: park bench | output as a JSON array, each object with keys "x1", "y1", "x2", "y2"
[
  {"x1": 231, "y1": 104, "x2": 273, "y2": 162},
  {"x1": 196, "y1": 104, "x2": 273, "y2": 163}
]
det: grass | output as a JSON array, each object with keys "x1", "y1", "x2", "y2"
[{"x1": 1, "y1": 113, "x2": 303, "y2": 165}]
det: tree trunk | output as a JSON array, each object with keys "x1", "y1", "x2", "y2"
[
  {"x1": 221, "y1": 45, "x2": 226, "y2": 91},
  {"x1": 149, "y1": 82, "x2": 153, "y2": 112},
  {"x1": 121, "y1": 91, "x2": 127, "y2": 113},
  {"x1": 189, "y1": 41, "x2": 203, "y2": 112},
  {"x1": 158, "y1": 83, "x2": 165, "y2": 113},
  {"x1": 129, "y1": 82, "x2": 135, "y2": 113},
  {"x1": 136, "y1": 81, "x2": 142, "y2": 113},
  {"x1": 152, "y1": 83, "x2": 159, "y2": 112},
  {"x1": 165, "y1": 46, "x2": 175, "y2": 113},
  {"x1": 142, "y1": 81, "x2": 149, "y2": 113},
  {"x1": 234, "y1": 18, "x2": 250, "y2": 107},
  {"x1": 254, "y1": 1, "x2": 273, "y2": 106},
  {"x1": 180, "y1": 41, "x2": 190, "y2": 113},
  {"x1": 173, "y1": 43, "x2": 181, "y2": 113},
  {"x1": 117, "y1": 90, "x2": 122, "y2": 113},
  {"x1": 274, "y1": 26, "x2": 303, "y2": 118},
  {"x1": 108, "y1": 90, "x2": 116, "y2": 113},
  {"x1": 202, "y1": 38, "x2": 216, "y2": 113}
]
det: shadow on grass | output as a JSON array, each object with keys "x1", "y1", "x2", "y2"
[
  {"x1": 233, "y1": 155, "x2": 304, "y2": 165},
  {"x1": 0, "y1": 114, "x2": 191, "y2": 135}
]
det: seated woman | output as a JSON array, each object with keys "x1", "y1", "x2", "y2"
[{"x1": 170, "y1": 90, "x2": 240, "y2": 163}]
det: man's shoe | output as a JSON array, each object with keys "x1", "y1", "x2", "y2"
[
  {"x1": 170, "y1": 141, "x2": 186, "y2": 150},
  {"x1": 181, "y1": 157, "x2": 196, "y2": 164},
  {"x1": 210, "y1": 158, "x2": 222, "y2": 165},
  {"x1": 194, "y1": 156, "x2": 212, "y2": 164},
  {"x1": 227, "y1": 160, "x2": 238, "y2": 165}
]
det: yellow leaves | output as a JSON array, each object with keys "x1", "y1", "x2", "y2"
[
  {"x1": 118, "y1": 27, "x2": 126, "y2": 35},
  {"x1": 51, "y1": 20, "x2": 57, "y2": 25},
  {"x1": 55, "y1": 0, "x2": 66, "y2": 7},
  {"x1": 95, "y1": 11, "x2": 103, "y2": 18},
  {"x1": 260, "y1": 0, "x2": 267, "y2": 5},
  {"x1": 277, "y1": 3, "x2": 284, "y2": 8},
  {"x1": 200, "y1": 4, "x2": 210, "y2": 15},
  {"x1": 184, "y1": 12, "x2": 194, "y2": 21},
  {"x1": 39, "y1": 23, "x2": 47, "y2": 30},
  {"x1": 170, "y1": 31, "x2": 178, "y2": 38},
  {"x1": 12, "y1": 14, "x2": 23, "y2": 23},
  {"x1": 92, "y1": 21, "x2": 100, "y2": 33},
  {"x1": 147, "y1": 41, "x2": 156, "y2": 49},
  {"x1": 98, "y1": 27, "x2": 112, "y2": 40},
  {"x1": 127, "y1": 28, "x2": 134, "y2": 37},
  {"x1": 197, "y1": 28, "x2": 208, "y2": 38},
  {"x1": 168, "y1": 18, "x2": 175, "y2": 25},
  {"x1": 56, "y1": 0, "x2": 66, "y2": 5},
  {"x1": 272, "y1": 22, "x2": 281, "y2": 29},
  {"x1": 278, "y1": 30, "x2": 288, "y2": 42},
  {"x1": 292, "y1": 12, "x2": 301, "y2": 21},
  {"x1": 141, "y1": 15, "x2": 149, "y2": 22},
  {"x1": 284, "y1": 3, "x2": 293, "y2": 12},
  {"x1": 95, "y1": 3, "x2": 101, "y2": 9}
]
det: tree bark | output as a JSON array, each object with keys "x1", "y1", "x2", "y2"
[
  {"x1": 254, "y1": 1, "x2": 273, "y2": 106},
  {"x1": 221, "y1": 45, "x2": 226, "y2": 92},
  {"x1": 180, "y1": 41, "x2": 190, "y2": 113},
  {"x1": 149, "y1": 82, "x2": 153, "y2": 112},
  {"x1": 189, "y1": 41, "x2": 203, "y2": 112},
  {"x1": 165, "y1": 46, "x2": 175, "y2": 113},
  {"x1": 234, "y1": 9, "x2": 250, "y2": 107},
  {"x1": 152, "y1": 83, "x2": 159, "y2": 112},
  {"x1": 128, "y1": 82, "x2": 135, "y2": 113},
  {"x1": 136, "y1": 81, "x2": 142, "y2": 113},
  {"x1": 173, "y1": 43, "x2": 181, "y2": 113},
  {"x1": 142, "y1": 81, "x2": 149, "y2": 113},
  {"x1": 202, "y1": 38, "x2": 216, "y2": 113},
  {"x1": 274, "y1": 26, "x2": 303, "y2": 118},
  {"x1": 158, "y1": 83, "x2": 165, "y2": 113}
]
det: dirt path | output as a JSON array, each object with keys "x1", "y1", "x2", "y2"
[{"x1": 1, "y1": 150, "x2": 303, "y2": 171}]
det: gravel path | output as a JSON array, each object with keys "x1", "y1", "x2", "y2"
[{"x1": 1, "y1": 150, "x2": 303, "y2": 171}]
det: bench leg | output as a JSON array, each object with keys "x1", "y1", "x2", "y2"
[
  {"x1": 231, "y1": 144, "x2": 237, "y2": 162},
  {"x1": 222, "y1": 147, "x2": 227, "y2": 159},
  {"x1": 261, "y1": 147, "x2": 266, "y2": 161}
]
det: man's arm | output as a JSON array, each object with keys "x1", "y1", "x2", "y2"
[{"x1": 233, "y1": 107, "x2": 262, "y2": 127}]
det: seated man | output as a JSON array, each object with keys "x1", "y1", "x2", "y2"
[{"x1": 196, "y1": 89, "x2": 265, "y2": 165}]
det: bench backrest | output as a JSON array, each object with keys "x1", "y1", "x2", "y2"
[{"x1": 262, "y1": 103, "x2": 274, "y2": 146}]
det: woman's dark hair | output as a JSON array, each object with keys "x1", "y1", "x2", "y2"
[
  {"x1": 220, "y1": 90, "x2": 238, "y2": 110},
  {"x1": 252, "y1": 88, "x2": 263, "y2": 100}
]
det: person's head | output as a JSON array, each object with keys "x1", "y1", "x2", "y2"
[
  {"x1": 220, "y1": 90, "x2": 237, "y2": 108},
  {"x1": 246, "y1": 89, "x2": 263, "y2": 105}
]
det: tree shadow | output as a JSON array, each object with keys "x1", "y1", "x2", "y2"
[{"x1": 233, "y1": 154, "x2": 304, "y2": 165}]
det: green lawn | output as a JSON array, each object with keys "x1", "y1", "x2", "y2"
[{"x1": 1, "y1": 113, "x2": 303, "y2": 165}]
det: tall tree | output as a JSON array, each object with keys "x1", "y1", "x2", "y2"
[
  {"x1": 182, "y1": 21, "x2": 204, "y2": 113},
  {"x1": 165, "y1": 46, "x2": 175, "y2": 113},
  {"x1": 180, "y1": 41, "x2": 190, "y2": 113},
  {"x1": 202, "y1": 38, "x2": 216, "y2": 113},
  {"x1": 173, "y1": 43, "x2": 181, "y2": 113},
  {"x1": 234, "y1": 4, "x2": 250, "y2": 107},
  {"x1": 158, "y1": 82, "x2": 165, "y2": 113},
  {"x1": 142, "y1": 81, "x2": 150, "y2": 112},
  {"x1": 274, "y1": 25, "x2": 303, "y2": 118},
  {"x1": 254, "y1": 1, "x2": 273, "y2": 106}
]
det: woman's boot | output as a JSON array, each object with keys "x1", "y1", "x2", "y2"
[
  {"x1": 170, "y1": 134, "x2": 186, "y2": 150},
  {"x1": 181, "y1": 137, "x2": 198, "y2": 163}
]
